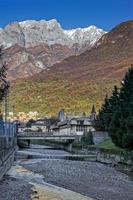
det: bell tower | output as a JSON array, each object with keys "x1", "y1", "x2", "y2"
[{"x1": 90, "y1": 105, "x2": 96, "y2": 120}]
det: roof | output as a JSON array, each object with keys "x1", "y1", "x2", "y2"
[
  {"x1": 18, "y1": 122, "x2": 27, "y2": 128},
  {"x1": 54, "y1": 116, "x2": 92, "y2": 128},
  {"x1": 91, "y1": 105, "x2": 96, "y2": 114},
  {"x1": 32, "y1": 118, "x2": 51, "y2": 126},
  {"x1": 31, "y1": 123, "x2": 48, "y2": 126},
  {"x1": 70, "y1": 117, "x2": 90, "y2": 121}
]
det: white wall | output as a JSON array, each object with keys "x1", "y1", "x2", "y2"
[
  {"x1": 59, "y1": 127, "x2": 71, "y2": 135},
  {"x1": 31, "y1": 125, "x2": 47, "y2": 132}
]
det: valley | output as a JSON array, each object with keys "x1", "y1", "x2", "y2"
[
  {"x1": 7, "y1": 20, "x2": 133, "y2": 117},
  {"x1": 0, "y1": 20, "x2": 133, "y2": 117}
]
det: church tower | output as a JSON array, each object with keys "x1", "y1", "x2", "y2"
[
  {"x1": 90, "y1": 105, "x2": 96, "y2": 120},
  {"x1": 58, "y1": 109, "x2": 66, "y2": 122}
]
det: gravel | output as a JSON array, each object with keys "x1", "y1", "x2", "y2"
[
  {"x1": 0, "y1": 175, "x2": 32, "y2": 200},
  {"x1": 22, "y1": 159, "x2": 133, "y2": 200},
  {"x1": 0, "y1": 146, "x2": 133, "y2": 200},
  {"x1": 23, "y1": 145, "x2": 71, "y2": 155}
]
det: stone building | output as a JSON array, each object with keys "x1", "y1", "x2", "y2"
[{"x1": 52, "y1": 108, "x2": 96, "y2": 135}]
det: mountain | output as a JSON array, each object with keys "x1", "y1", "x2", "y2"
[
  {"x1": 1, "y1": 19, "x2": 105, "y2": 48},
  {"x1": 10, "y1": 20, "x2": 133, "y2": 116},
  {"x1": 0, "y1": 19, "x2": 105, "y2": 79},
  {"x1": 33, "y1": 20, "x2": 133, "y2": 82}
]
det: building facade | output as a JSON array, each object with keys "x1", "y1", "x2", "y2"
[
  {"x1": 30, "y1": 118, "x2": 51, "y2": 132},
  {"x1": 52, "y1": 116, "x2": 95, "y2": 136}
]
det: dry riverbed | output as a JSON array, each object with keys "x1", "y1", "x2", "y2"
[
  {"x1": 0, "y1": 164, "x2": 93, "y2": 200},
  {"x1": 0, "y1": 146, "x2": 133, "y2": 200},
  {"x1": 0, "y1": 175, "x2": 32, "y2": 200},
  {"x1": 21, "y1": 158, "x2": 133, "y2": 200}
]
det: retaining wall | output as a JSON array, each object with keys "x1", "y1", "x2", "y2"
[
  {"x1": 96, "y1": 149, "x2": 133, "y2": 167},
  {"x1": 71, "y1": 146, "x2": 133, "y2": 169},
  {"x1": 0, "y1": 147, "x2": 15, "y2": 179},
  {"x1": 92, "y1": 131, "x2": 109, "y2": 144}
]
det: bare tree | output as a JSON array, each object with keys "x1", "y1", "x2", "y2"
[
  {"x1": 0, "y1": 47, "x2": 8, "y2": 99},
  {"x1": 0, "y1": 47, "x2": 9, "y2": 121}
]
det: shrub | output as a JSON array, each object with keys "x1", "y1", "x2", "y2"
[{"x1": 81, "y1": 130, "x2": 94, "y2": 145}]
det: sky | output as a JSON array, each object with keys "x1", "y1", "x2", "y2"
[{"x1": 0, "y1": 0, "x2": 132, "y2": 31}]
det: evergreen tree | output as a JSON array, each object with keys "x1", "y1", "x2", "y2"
[
  {"x1": 81, "y1": 130, "x2": 94, "y2": 145},
  {"x1": 94, "y1": 87, "x2": 119, "y2": 131},
  {"x1": 94, "y1": 95, "x2": 109, "y2": 131},
  {"x1": 95, "y1": 66, "x2": 133, "y2": 149},
  {"x1": 108, "y1": 66, "x2": 133, "y2": 149},
  {"x1": 26, "y1": 119, "x2": 35, "y2": 127}
]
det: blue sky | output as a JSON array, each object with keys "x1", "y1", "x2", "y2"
[{"x1": 0, "y1": 0, "x2": 132, "y2": 31}]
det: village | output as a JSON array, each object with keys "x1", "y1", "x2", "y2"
[
  {"x1": 17, "y1": 106, "x2": 96, "y2": 136},
  {"x1": 0, "y1": 1, "x2": 133, "y2": 199}
]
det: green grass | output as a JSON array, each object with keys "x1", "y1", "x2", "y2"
[
  {"x1": 96, "y1": 138, "x2": 121, "y2": 150},
  {"x1": 96, "y1": 138, "x2": 133, "y2": 159}
]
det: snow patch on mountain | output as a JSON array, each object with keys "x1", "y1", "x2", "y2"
[
  {"x1": 64, "y1": 25, "x2": 106, "y2": 46},
  {"x1": 0, "y1": 19, "x2": 106, "y2": 49}
]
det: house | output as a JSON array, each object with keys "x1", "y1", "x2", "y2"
[
  {"x1": 52, "y1": 109, "x2": 95, "y2": 136},
  {"x1": 30, "y1": 118, "x2": 50, "y2": 132},
  {"x1": 18, "y1": 122, "x2": 27, "y2": 133}
]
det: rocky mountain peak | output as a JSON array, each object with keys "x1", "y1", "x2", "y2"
[
  {"x1": 0, "y1": 19, "x2": 107, "y2": 80},
  {"x1": 0, "y1": 19, "x2": 106, "y2": 48}
]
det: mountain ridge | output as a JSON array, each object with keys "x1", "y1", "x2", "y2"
[
  {"x1": 32, "y1": 20, "x2": 133, "y2": 82},
  {"x1": 0, "y1": 19, "x2": 106, "y2": 49},
  {"x1": 0, "y1": 19, "x2": 106, "y2": 80},
  {"x1": 8, "y1": 20, "x2": 133, "y2": 116}
]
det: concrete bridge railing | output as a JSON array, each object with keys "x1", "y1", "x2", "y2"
[
  {"x1": 17, "y1": 131, "x2": 53, "y2": 137},
  {"x1": 17, "y1": 132, "x2": 79, "y2": 140}
]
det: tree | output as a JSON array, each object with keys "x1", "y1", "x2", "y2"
[
  {"x1": 81, "y1": 130, "x2": 94, "y2": 145},
  {"x1": 94, "y1": 95, "x2": 111, "y2": 131},
  {"x1": 26, "y1": 119, "x2": 35, "y2": 127},
  {"x1": 108, "y1": 66, "x2": 133, "y2": 149},
  {"x1": 95, "y1": 66, "x2": 133, "y2": 149},
  {"x1": 0, "y1": 47, "x2": 9, "y2": 121},
  {"x1": 94, "y1": 85, "x2": 120, "y2": 131},
  {"x1": 0, "y1": 47, "x2": 8, "y2": 102}
]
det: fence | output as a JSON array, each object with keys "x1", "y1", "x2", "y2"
[{"x1": 0, "y1": 120, "x2": 17, "y2": 152}]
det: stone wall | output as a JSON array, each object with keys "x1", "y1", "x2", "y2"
[
  {"x1": 0, "y1": 148, "x2": 15, "y2": 180},
  {"x1": 71, "y1": 146, "x2": 133, "y2": 169},
  {"x1": 92, "y1": 131, "x2": 109, "y2": 144},
  {"x1": 0, "y1": 121, "x2": 17, "y2": 180},
  {"x1": 96, "y1": 150, "x2": 133, "y2": 166},
  {"x1": 0, "y1": 135, "x2": 17, "y2": 180}
]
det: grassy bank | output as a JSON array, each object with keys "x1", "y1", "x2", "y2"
[
  {"x1": 96, "y1": 139, "x2": 123, "y2": 151},
  {"x1": 72, "y1": 138, "x2": 133, "y2": 155}
]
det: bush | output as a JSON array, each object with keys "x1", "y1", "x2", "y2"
[{"x1": 81, "y1": 130, "x2": 94, "y2": 145}]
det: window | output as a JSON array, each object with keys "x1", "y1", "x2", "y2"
[
  {"x1": 76, "y1": 125, "x2": 87, "y2": 132},
  {"x1": 77, "y1": 120, "x2": 84, "y2": 125}
]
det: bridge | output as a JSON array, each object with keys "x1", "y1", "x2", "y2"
[
  {"x1": 17, "y1": 132, "x2": 78, "y2": 140},
  {"x1": 17, "y1": 132, "x2": 80, "y2": 151}
]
